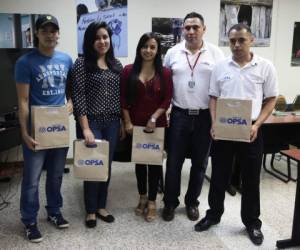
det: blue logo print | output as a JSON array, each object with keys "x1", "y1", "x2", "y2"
[
  {"x1": 136, "y1": 143, "x2": 160, "y2": 151},
  {"x1": 77, "y1": 159, "x2": 104, "y2": 166},
  {"x1": 39, "y1": 124, "x2": 66, "y2": 133},
  {"x1": 219, "y1": 117, "x2": 247, "y2": 125}
]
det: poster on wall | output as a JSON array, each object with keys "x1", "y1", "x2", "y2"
[
  {"x1": 152, "y1": 17, "x2": 183, "y2": 55},
  {"x1": 291, "y1": 22, "x2": 300, "y2": 66},
  {"x1": 0, "y1": 13, "x2": 40, "y2": 48},
  {"x1": 219, "y1": 0, "x2": 273, "y2": 47},
  {"x1": 76, "y1": 0, "x2": 128, "y2": 57}
]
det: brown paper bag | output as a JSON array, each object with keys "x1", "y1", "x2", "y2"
[
  {"x1": 73, "y1": 139, "x2": 109, "y2": 181},
  {"x1": 214, "y1": 98, "x2": 252, "y2": 142},
  {"x1": 131, "y1": 126, "x2": 164, "y2": 165},
  {"x1": 31, "y1": 105, "x2": 69, "y2": 150}
]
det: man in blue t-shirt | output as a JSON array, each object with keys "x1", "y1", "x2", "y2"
[{"x1": 15, "y1": 14, "x2": 72, "y2": 243}]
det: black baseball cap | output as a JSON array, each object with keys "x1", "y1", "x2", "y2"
[{"x1": 35, "y1": 14, "x2": 59, "y2": 30}]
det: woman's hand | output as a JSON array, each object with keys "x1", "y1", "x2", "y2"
[
  {"x1": 119, "y1": 120, "x2": 126, "y2": 140},
  {"x1": 83, "y1": 128, "x2": 95, "y2": 145},
  {"x1": 145, "y1": 118, "x2": 156, "y2": 132},
  {"x1": 124, "y1": 120, "x2": 133, "y2": 135},
  {"x1": 66, "y1": 99, "x2": 73, "y2": 115}
]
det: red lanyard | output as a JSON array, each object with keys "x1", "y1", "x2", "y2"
[{"x1": 185, "y1": 51, "x2": 201, "y2": 78}]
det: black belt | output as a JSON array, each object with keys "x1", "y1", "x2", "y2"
[{"x1": 172, "y1": 106, "x2": 208, "y2": 115}]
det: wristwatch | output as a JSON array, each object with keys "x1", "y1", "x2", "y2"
[{"x1": 150, "y1": 117, "x2": 156, "y2": 123}]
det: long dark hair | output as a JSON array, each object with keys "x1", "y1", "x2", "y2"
[
  {"x1": 126, "y1": 32, "x2": 165, "y2": 105},
  {"x1": 83, "y1": 21, "x2": 121, "y2": 73}
]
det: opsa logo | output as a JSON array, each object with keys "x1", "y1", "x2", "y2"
[
  {"x1": 39, "y1": 124, "x2": 66, "y2": 133},
  {"x1": 136, "y1": 143, "x2": 160, "y2": 150},
  {"x1": 219, "y1": 117, "x2": 248, "y2": 125},
  {"x1": 77, "y1": 159, "x2": 104, "y2": 166}
]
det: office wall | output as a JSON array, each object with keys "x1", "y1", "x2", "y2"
[{"x1": 0, "y1": 0, "x2": 299, "y2": 158}]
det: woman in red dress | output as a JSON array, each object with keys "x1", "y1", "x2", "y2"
[{"x1": 121, "y1": 32, "x2": 173, "y2": 222}]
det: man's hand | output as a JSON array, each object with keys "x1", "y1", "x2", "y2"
[
  {"x1": 250, "y1": 124, "x2": 259, "y2": 142},
  {"x1": 210, "y1": 123, "x2": 216, "y2": 140},
  {"x1": 22, "y1": 133, "x2": 38, "y2": 150}
]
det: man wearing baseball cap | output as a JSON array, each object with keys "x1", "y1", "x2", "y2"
[{"x1": 15, "y1": 14, "x2": 73, "y2": 243}]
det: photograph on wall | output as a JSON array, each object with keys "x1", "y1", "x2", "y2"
[
  {"x1": 291, "y1": 22, "x2": 300, "y2": 66},
  {"x1": 76, "y1": 0, "x2": 128, "y2": 57},
  {"x1": 219, "y1": 0, "x2": 273, "y2": 47},
  {"x1": 152, "y1": 17, "x2": 183, "y2": 55},
  {"x1": 0, "y1": 13, "x2": 40, "y2": 49}
]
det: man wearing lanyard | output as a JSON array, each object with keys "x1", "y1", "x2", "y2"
[
  {"x1": 194, "y1": 23, "x2": 278, "y2": 246},
  {"x1": 162, "y1": 12, "x2": 224, "y2": 221}
]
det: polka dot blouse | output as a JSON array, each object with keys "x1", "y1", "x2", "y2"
[{"x1": 71, "y1": 57, "x2": 122, "y2": 123}]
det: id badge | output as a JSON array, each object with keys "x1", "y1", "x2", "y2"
[
  {"x1": 188, "y1": 80, "x2": 195, "y2": 88},
  {"x1": 188, "y1": 80, "x2": 195, "y2": 93}
]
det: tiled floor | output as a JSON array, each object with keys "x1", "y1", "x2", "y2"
[{"x1": 0, "y1": 156, "x2": 299, "y2": 250}]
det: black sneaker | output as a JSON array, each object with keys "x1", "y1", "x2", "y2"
[
  {"x1": 47, "y1": 214, "x2": 69, "y2": 229},
  {"x1": 25, "y1": 223, "x2": 43, "y2": 243}
]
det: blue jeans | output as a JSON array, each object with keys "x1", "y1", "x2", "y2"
[
  {"x1": 163, "y1": 107, "x2": 211, "y2": 208},
  {"x1": 20, "y1": 145, "x2": 68, "y2": 226},
  {"x1": 76, "y1": 119, "x2": 120, "y2": 213}
]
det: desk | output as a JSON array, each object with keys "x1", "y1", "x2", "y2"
[
  {"x1": 276, "y1": 149, "x2": 300, "y2": 248},
  {"x1": 0, "y1": 126, "x2": 21, "y2": 152},
  {"x1": 262, "y1": 115, "x2": 300, "y2": 182}
]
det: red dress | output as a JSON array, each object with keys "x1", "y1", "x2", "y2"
[{"x1": 120, "y1": 64, "x2": 173, "y2": 127}]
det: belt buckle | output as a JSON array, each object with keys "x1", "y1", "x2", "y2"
[{"x1": 188, "y1": 109, "x2": 199, "y2": 115}]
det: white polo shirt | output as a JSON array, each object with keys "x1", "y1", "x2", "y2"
[
  {"x1": 164, "y1": 40, "x2": 224, "y2": 109},
  {"x1": 209, "y1": 54, "x2": 279, "y2": 120}
]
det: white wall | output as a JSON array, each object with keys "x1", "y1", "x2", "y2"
[{"x1": 0, "y1": 0, "x2": 299, "y2": 158}]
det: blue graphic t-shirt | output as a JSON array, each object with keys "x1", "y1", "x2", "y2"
[{"x1": 15, "y1": 48, "x2": 73, "y2": 106}]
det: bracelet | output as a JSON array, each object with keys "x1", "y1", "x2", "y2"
[{"x1": 150, "y1": 117, "x2": 156, "y2": 123}]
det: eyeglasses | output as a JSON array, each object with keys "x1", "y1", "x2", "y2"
[
  {"x1": 184, "y1": 25, "x2": 201, "y2": 31},
  {"x1": 229, "y1": 38, "x2": 247, "y2": 44}
]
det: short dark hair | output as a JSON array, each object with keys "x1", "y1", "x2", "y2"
[
  {"x1": 183, "y1": 12, "x2": 204, "y2": 25},
  {"x1": 83, "y1": 21, "x2": 121, "y2": 73},
  {"x1": 228, "y1": 23, "x2": 252, "y2": 36}
]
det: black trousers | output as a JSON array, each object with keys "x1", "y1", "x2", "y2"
[
  {"x1": 135, "y1": 164, "x2": 162, "y2": 201},
  {"x1": 206, "y1": 130, "x2": 263, "y2": 229},
  {"x1": 163, "y1": 108, "x2": 211, "y2": 208}
]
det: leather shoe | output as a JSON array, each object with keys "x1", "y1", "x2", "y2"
[
  {"x1": 246, "y1": 227, "x2": 264, "y2": 245},
  {"x1": 162, "y1": 206, "x2": 175, "y2": 221},
  {"x1": 226, "y1": 185, "x2": 237, "y2": 196},
  {"x1": 186, "y1": 206, "x2": 199, "y2": 221},
  {"x1": 194, "y1": 217, "x2": 219, "y2": 232},
  {"x1": 96, "y1": 212, "x2": 115, "y2": 223},
  {"x1": 85, "y1": 219, "x2": 96, "y2": 228}
]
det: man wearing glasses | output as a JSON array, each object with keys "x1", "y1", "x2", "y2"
[
  {"x1": 194, "y1": 23, "x2": 278, "y2": 246},
  {"x1": 162, "y1": 12, "x2": 224, "y2": 222}
]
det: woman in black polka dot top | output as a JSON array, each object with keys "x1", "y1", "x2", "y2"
[{"x1": 71, "y1": 21, "x2": 123, "y2": 228}]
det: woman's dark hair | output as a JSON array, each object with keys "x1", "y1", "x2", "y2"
[
  {"x1": 77, "y1": 4, "x2": 88, "y2": 23},
  {"x1": 82, "y1": 21, "x2": 121, "y2": 73},
  {"x1": 126, "y1": 32, "x2": 165, "y2": 105}
]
